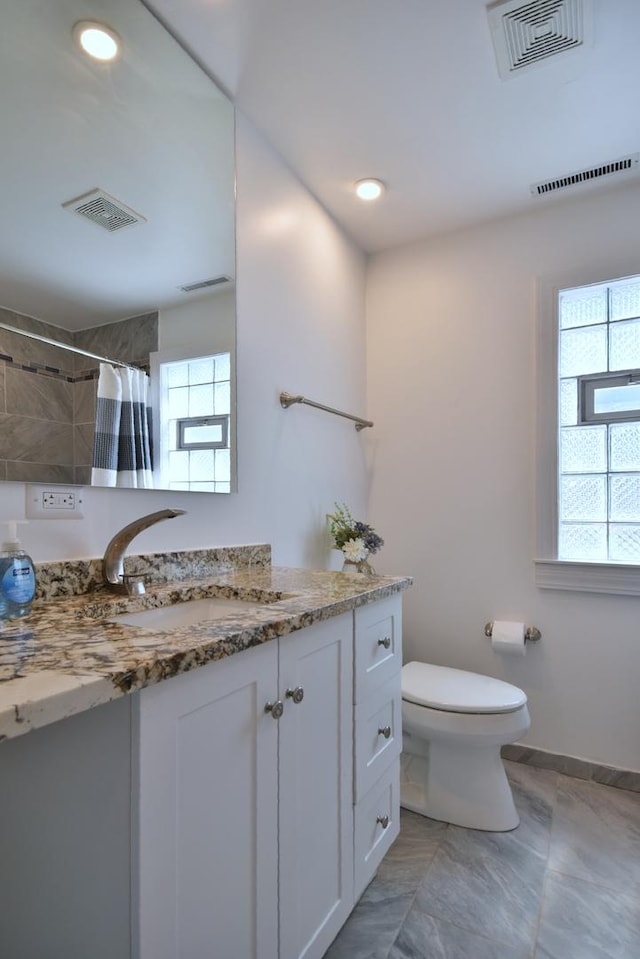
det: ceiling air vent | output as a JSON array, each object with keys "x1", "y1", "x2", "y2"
[
  {"x1": 62, "y1": 189, "x2": 146, "y2": 232},
  {"x1": 487, "y1": 0, "x2": 591, "y2": 79},
  {"x1": 179, "y1": 276, "x2": 232, "y2": 293},
  {"x1": 531, "y1": 154, "x2": 640, "y2": 197}
]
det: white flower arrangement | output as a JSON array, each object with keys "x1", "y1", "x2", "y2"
[{"x1": 327, "y1": 503, "x2": 384, "y2": 568}]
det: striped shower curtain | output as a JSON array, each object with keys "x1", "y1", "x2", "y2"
[{"x1": 91, "y1": 363, "x2": 154, "y2": 488}]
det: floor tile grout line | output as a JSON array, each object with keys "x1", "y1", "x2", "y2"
[
  {"x1": 382, "y1": 882, "x2": 421, "y2": 959},
  {"x1": 520, "y1": 767, "x2": 560, "y2": 958},
  {"x1": 536, "y1": 767, "x2": 559, "y2": 872},
  {"x1": 397, "y1": 834, "x2": 544, "y2": 955},
  {"x1": 383, "y1": 821, "x2": 450, "y2": 959},
  {"x1": 531, "y1": 853, "x2": 556, "y2": 958},
  {"x1": 546, "y1": 767, "x2": 568, "y2": 876},
  {"x1": 392, "y1": 785, "x2": 556, "y2": 956}
]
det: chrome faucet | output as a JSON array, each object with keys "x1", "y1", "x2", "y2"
[{"x1": 102, "y1": 508, "x2": 187, "y2": 594}]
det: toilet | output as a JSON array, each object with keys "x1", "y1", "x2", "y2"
[{"x1": 401, "y1": 661, "x2": 530, "y2": 831}]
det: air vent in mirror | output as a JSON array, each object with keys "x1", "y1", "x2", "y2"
[{"x1": 179, "y1": 276, "x2": 232, "y2": 293}]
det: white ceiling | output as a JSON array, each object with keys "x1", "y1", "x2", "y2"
[
  {"x1": 146, "y1": 0, "x2": 640, "y2": 253},
  {"x1": 3, "y1": 0, "x2": 639, "y2": 331}
]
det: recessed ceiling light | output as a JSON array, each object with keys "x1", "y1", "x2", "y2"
[
  {"x1": 355, "y1": 179, "x2": 385, "y2": 201},
  {"x1": 73, "y1": 21, "x2": 121, "y2": 62}
]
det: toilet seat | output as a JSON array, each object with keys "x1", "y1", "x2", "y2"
[{"x1": 402, "y1": 662, "x2": 527, "y2": 715}]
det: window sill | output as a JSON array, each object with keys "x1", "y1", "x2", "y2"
[{"x1": 535, "y1": 560, "x2": 640, "y2": 596}]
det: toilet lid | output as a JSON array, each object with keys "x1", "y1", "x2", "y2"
[{"x1": 402, "y1": 662, "x2": 527, "y2": 714}]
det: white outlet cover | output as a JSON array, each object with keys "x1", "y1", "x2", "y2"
[{"x1": 26, "y1": 485, "x2": 85, "y2": 519}]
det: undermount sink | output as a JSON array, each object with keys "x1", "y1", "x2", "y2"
[{"x1": 110, "y1": 597, "x2": 269, "y2": 631}]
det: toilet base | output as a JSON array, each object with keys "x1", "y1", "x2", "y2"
[{"x1": 400, "y1": 737, "x2": 520, "y2": 831}]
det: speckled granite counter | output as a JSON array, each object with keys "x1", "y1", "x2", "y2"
[{"x1": 0, "y1": 547, "x2": 411, "y2": 742}]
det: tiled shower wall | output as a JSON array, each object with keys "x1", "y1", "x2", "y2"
[
  {"x1": 0, "y1": 308, "x2": 76, "y2": 483},
  {"x1": 0, "y1": 308, "x2": 158, "y2": 484}
]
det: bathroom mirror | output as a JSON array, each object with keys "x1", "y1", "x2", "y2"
[{"x1": 0, "y1": 0, "x2": 236, "y2": 493}]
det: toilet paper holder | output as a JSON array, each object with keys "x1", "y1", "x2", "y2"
[{"x1": 484, "y1": 622, "x2": 541, "y2": 643}]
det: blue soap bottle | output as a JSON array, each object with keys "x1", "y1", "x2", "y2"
[{"x1": 0, "y1": 521, "x2": 37, "y2": 620}]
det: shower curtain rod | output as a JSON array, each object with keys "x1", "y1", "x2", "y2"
[
  {"x1": 0, "y1": 321, "x2": 141, "y2": 371},
  {"x1": 280, "y1": 391, "x2": 373, "y2": 431}
]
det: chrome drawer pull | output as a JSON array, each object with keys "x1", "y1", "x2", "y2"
[
  {"x1": 378, "y1": 725, "x2": 392, "y2": 739},
  {"x1": 377, "y1": 637, "x2": 391, "y2": 650},
  {"x1": 264, "y1": 700, "x2": 284, "y2": 719},
  {"x1": 376, "y1": 815, "x2": 389, "y2": 829},
  {"x1": 285, "y1": 686, "x2": 304, "y2": 705}
]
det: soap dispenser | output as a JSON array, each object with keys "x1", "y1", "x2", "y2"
[{"x1": 0, "y1": 521, "x2": 37, "y2": 620}]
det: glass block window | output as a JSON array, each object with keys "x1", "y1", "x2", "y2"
[
  {"x1": 158, "y1": 353, "x2": 231, "y2": 492},
  {"x1": 558, "y1": 276, "x2": 640, "y2": 562}
]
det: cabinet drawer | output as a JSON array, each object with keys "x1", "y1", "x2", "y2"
[
  {"x1": 354, "y1": 595, "x2": 402, "y2": 703},
  {"x1": 353, "y1": 759, "x2": 400, "y2": 900},
  {"x1": 354, "y1": 675, "x2": 402, "y2": 803}
]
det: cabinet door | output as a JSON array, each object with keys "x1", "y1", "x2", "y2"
[
  {"x1": 278, "y1": 613, "x2": 354, "y2": 959},
  {"x1": 134, "y1": 642, "x2": 279, "y2": 959}
]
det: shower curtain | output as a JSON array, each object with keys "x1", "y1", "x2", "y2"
[{"x1": 91, "y1": 363, "x2": 154, "y2": 488}]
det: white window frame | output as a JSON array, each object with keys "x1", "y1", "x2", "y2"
[
  {"x1": 535, "y1": 261, "x2": 640, "y2": 596},
  {"x1": 176, "y1": 415, "x2": 229, "y2": 451},
  {"x1": 578, "y1": 371, "x2": 640, "y2": 424}
]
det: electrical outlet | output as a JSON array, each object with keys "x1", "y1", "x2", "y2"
[{"x1": 26, "y1": 485, "x2": 85, "y2": 519}]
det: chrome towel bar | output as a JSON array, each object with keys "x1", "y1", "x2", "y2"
[
  {"x1": 280, "y1": 391, "x2": 373, "y2": 431},
  {"x1": 484, "y1": 622, "x2": 542, "y2": 643}
]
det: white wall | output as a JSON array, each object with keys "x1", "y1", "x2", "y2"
[
  {"x1": 159, "y1": 288, "x2": 236, "y2": 354},
  {"x1": 367, "y1": 182, "x2": 640, "y2": 772},
  {"x1": 2, "y1": 113, "x2": 368, "y2": 569}
]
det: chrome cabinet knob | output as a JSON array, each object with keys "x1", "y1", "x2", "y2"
[
  {"x1": 376, "y1": 815, "x2": 389, "y2": 829},
  {"x1": 377, "y1": 637, "x2": 391, "y2": 650},
  {"x1": 378, "y1": 725, "x2": 392, "y2": 739},
  {"x1": 285, "y1": 686, "x2": 304, "y2": 704},
  {"x1": 264, "y1": 700, "x2": 284, "y2": 719}
]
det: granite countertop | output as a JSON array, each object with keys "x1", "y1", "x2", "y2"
[{"x1": 0, "y1": 561, "x2": 411, "y2": 742}]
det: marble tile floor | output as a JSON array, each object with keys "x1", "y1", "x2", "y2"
[{"x1": 324, "y1": 761, "x2": 640, "y2": 959}]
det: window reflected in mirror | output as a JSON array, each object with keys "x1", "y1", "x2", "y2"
[{"x1": 157, "y1": 352, "x2": 232, "y2": 493}]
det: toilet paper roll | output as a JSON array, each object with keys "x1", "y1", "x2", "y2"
[{"x1": 491, "y1": 621, "x2": 526, "y2": 657}]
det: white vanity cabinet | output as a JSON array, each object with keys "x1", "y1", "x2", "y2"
[
  {"x1": 0, "y1": 592, "x2": 404, "y2": 959},
  {"x1": 135, "y1": 611, "x2": 354, "y2": 959}
]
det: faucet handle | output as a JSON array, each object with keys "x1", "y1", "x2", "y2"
[{"x1": 122, "y1": 574, "x2": 147, "y2": 596}]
